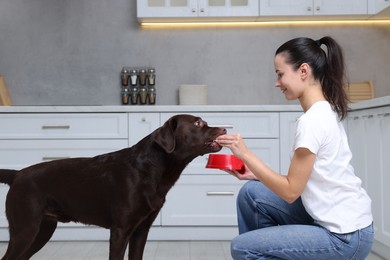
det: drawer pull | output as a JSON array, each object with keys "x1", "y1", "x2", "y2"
[
  {"x1": 42, "y1": 125, "x2": 70, "y2": 130},
  {"x1": 42, "y1": 156, "x2": 70, "y2": 161},
  {"x1": 208, "y1": 125, "x2": 234, "y2": 129},
  {"x1": 207, "y1": 191, "x2": 235, "y2": 196}
]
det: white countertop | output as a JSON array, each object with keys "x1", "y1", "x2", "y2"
[
  {"x1": 0, "y1": 104, "x2": 303, "y2": 113},
  {"x1": 348, "y1": 95, "x2": 390, "y2": 111},
  {"x1": 0, "y1": 96, "x2": 389, "y2": 113}
]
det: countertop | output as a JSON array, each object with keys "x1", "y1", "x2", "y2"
[
  {"x1": 0, "y1": 96, "x2": 389, "y2": 113},
  {"x1": 0, "y1": 104, "x2": 303, "y2": 113}
]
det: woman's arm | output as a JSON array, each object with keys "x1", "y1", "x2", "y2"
[{"x1": 216, "y1": 134, "x2": 315, "y2": 204}]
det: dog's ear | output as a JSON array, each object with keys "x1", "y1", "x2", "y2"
[{"x1": 154, "y1": 116, "x2": 177, "y2": 154}]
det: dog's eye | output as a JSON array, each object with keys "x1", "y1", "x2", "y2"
[{"x1": 194, "y1": 120, "x2": 204, "y2": 127}]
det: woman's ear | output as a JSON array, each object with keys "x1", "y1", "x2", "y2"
[{"x1": 299, "y1": 63, "x2": 310, "y2": 80}]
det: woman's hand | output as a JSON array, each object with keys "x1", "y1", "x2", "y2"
[
  {"x1": 215, "y1": 134, "x2": 249, "y2": 160},
  {"x1": 223, "y1": 167, "x2": 258, "y2": 181}
]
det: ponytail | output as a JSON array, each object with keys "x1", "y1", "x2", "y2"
[
  {"x1": 276, "y1": 36, "x2": 349, "y2": 120},
  {"x1": 317, "y1": 37, "x2": 349, "y2": 120}
]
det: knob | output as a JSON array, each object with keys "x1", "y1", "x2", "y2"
[
  {"x1": 316, "y1": 6, "x2": 320, "y2": 11},
  {"x1": 307, "y1": 6, "x2": 312, "y2": 11}
]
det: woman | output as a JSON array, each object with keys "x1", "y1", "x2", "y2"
[{"x1": 216, "y1": 36, "x2": 374, "y2": 259}]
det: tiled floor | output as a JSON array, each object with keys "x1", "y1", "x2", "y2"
[{"x1": 0, "y1": 241, "x2": 384, "y2": 259}]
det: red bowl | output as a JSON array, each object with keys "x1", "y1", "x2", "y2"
[{"x1": 206, "y1": 154, "x2": 245, "y2": 174}]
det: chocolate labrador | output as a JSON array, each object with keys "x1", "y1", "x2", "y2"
[{"x1": 0, "y1": 114, "x2": 226, "y2": 260}]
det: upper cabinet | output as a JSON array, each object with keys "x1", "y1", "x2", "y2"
[
  {"x1": 369, "y1": 0, "x2": 390, "y2": 18},
  {"x1": 137, "y1": 0, "x2": 390, "y2": 23},
  {"x1": 259, "y1": 0, "x2": 368, "y2": 17},
  {"x1": 137, "y1": 0, "x2": 259, "y2": 21}
]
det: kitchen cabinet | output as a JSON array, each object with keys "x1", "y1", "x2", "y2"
[
  {"x1": 279, "y1": 112, "x2": 303, "y2": 175},
  {"x1": 0, "y1": 113, "x2": 128, "y2": 240},
  {"x1": 128, "y1": 113, "x2": 160, "y2": 146},
  {"x1": 259, "y1": 0, "x2": 368, "y2": 16},
  {"x1": 368, "y1": 0, "x2": 390, "y2": 15},
  {"x1": 0, "y1": 107, "x2": 304, "y2": 241},
  {"x1": 347, "y1": 106, "x2": 390, "y2": 258},
  {"x1": 137, "y1": 0, "x2": 259, "y2": 20},
  {"x1": 160, "y1": 112, "x2": 279, "y2": 226}
]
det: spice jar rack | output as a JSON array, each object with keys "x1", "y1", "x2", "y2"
[{"x1": 120, "y1": 67, "x2": 156, "y2": 105}]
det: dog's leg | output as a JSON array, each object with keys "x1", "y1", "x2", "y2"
[
  {"x1": 127, "y1": 210, "x2": 160, "y2": 260},
  {"x1": 2, "y1": 222, "x2": 41, "y2": 260},
  {"x1": 109, "y1": 227, "x2": 130, "y2": 260},
  {"x1": 19, "y1": 218, "x2": 57, "y2": 259}
]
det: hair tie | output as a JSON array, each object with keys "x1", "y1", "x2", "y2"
[{"x1": 315, "y1": 39, "x2": 322, "y2": 47}]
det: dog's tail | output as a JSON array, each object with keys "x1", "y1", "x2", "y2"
[{"x1": 0, "y1": 169, "x2": 18, "y2": 186}]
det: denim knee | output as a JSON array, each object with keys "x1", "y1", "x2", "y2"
[{"x1": 231, "y1": 234, "x2": 247, "y2": 260}]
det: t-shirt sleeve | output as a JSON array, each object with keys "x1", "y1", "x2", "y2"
[{"x1": 294, "y1": 117, "x2": 323, "y2": 155}]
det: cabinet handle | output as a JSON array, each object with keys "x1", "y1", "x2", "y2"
[
  {"x1": 378, "y1": 113, "x2": 390, "y2": 117},
  {"x1": 316, "y1": 6, "x2": 320, "y2": 11},
  {"x1": 42, "y1": 125, "x2": 70, "y2": 130},
  {"x1": 209, "y1": 124, "x2": 234, "y2": 129},
  {"x1": 307, "y1": 6, "x2": 312, "y2": 11},
  {"x1": 207, "y1": 191, "x2": 235, "y2": 196},
  {"x1": 42, "y1": 156, "x2": 70, "y2": 161},
  {"x1": 191, "y1": 8, "x2": 196, "y2": 12},
  {"x1": 353, "y1": 116, "x2": 359, "y2": 120},
  {"x1": 200, "y1": 8, "x2": 205, "y2": 12}
]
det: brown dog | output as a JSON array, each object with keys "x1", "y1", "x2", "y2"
[{"x1": 0, "y1": 114, "x2": 226, "y2": 260}]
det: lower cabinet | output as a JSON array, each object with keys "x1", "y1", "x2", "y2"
[
  {"x1": 0, "y1": 110, "x2": 300, "y2": 241},
  {"x1": 162, "y1": 175, "x2": 243, "y2": 226},
  {"x1": 347, "y1": 106, "x2": 390, "y2": 258}
]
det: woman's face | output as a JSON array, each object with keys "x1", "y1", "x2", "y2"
[{"x1": 274, "y1": 53, "x2": 305, "y2": 101}]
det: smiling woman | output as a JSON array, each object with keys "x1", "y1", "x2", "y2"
[{"x1": 216, "y1": 36, "x2": 374, "y2": 260}]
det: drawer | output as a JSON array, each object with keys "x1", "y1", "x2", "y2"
[
  {"x1": 0, "y1": 139, "x2": 128, "y2": 170},
  {"x1": 162, "y1": 175, "x2": 245, "y2": 226},
  {"x1": 161, "y1": 112, "x2": 279, "y2": 138},
  {"x1": 0, "y1": 113, "x2": 128, "y2": 139}
]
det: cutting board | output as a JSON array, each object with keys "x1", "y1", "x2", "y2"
[{"x1": 0, "y1": 76, "x2": 12, "y2": 106}]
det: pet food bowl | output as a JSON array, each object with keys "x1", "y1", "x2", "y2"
[{"x1": 205, "y1": 154, "x2": 245, "y2": 174}]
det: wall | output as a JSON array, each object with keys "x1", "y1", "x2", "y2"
[{"x1": 0, "y1": 0, "x2": 390, "y2": 106}]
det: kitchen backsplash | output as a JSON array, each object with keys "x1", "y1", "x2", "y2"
[{"x1": 0, "y1": 0, "x2": 389, "y2": 106}]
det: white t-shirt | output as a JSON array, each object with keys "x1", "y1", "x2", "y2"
[{"x1": 294, "y1": 101, "x2": 372, "y2": 234}]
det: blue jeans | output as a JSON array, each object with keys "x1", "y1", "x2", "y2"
[{"x1": 231, "y1": 181, "x2": 374, "y2": 260}]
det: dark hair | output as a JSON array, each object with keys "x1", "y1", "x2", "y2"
[{"x1": 275, "y1": 36, "x2": 349, "y2": 120}]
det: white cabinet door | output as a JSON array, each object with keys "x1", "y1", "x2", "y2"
[
  {"x1": 279, "y1": 112, "x2": 303, "y2": 175},
  {"x1": 314, "y1": 0, "x2": 367, "y2": 15},
  {"x1": 0, "y1": 113, "x2": 128, "y2": 140},
  {"x1": 199, "y1": 0, "x2": 259, "y2": 17},
  {"x1": 137, "y1": 0, "x2": 258, "y2": 19},
  {"x1": 137, "y1": 0, "x2": 198, "y2": 18},
  {"x1": 260, "y1": 0, "x2": 313, "y2": 16},
  {"x1": 260, "y1": 0, "x2": 367, "y2": 16},
  {"x1": 161, "y1": 112, "x2": 279, "y2": 138},
  {"x1": 162, "y1": 175, "x2": 244, "y2": 226},
  {"x1": 347, "y1": 107, "x2": 390, "y2": 252},
  {"x1": 128, "y1": 113, "x2": 160, "y2": 147},
  {"x1": 377, "y1": 108, "x2": 390, "y2": 248},
  {"x1": 347, "y1": 111, "x2": 368, "y2": 184},
  {"x1": 368, "y1": 0, "x2": 390, "y2": 14}
]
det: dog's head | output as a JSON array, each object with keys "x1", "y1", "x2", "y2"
[{"x1": 153, "y1": 114, "x2": 226, "y2": 159}]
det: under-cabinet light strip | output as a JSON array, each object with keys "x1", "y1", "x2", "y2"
[{"x1": 140, "y1": 20, "x2": 390, "y2": 28}]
